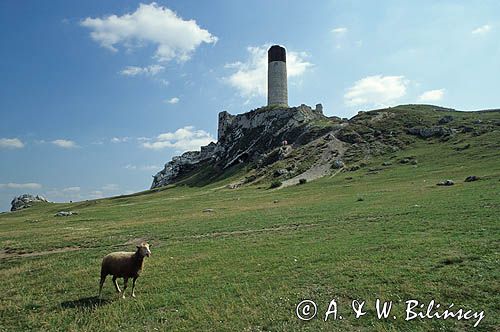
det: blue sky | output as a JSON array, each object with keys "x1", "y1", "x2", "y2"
[{"x1": 0, "y1": 1, "x2": 499, "y2": 211}]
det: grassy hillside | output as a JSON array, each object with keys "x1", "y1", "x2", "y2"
[{"x1": 0, "y1": 107, "x2": 499, "y2": 331}]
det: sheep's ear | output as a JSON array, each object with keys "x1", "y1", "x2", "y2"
[{"x1": 136, "y1": 245, "x2": 141, "y2": 249}]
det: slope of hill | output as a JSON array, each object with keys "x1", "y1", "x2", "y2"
[{"x1": 0, "y1": 105, "x2": 499, "y2": 331}]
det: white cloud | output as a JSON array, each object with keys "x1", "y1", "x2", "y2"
[
  {"x1": 331, "y1": 27, "x2": 347, "y2": 34},
  {"x1": 52, "y1": 139, "x2": 77, "y2": 149},
  {"x1": 418, "y1": 89, "x2": 445, "y2": 102},
  {"x1": 344, "y1": 75, "x2": 409, "y2": 107},
  {"x1": 120, "y1": 64, "x2": 164, "y2": 76},
  {"x1": 111, "y1": 137, "x2": 130, "y2": 143},
  {"x1": 143, "y1": 126, "x2": 215, "y2": 151},
  {"x1": 80, "y1": 2, "x2": 217, "y2": 62},
  {"x1": 471, "y1": 24, "x2": 491, "y2": 35},
  {"x1": 0, "y1": 138, "x2": 24, "y2": 149},
  {"x1": 124, "y1": 164, "x2": 159, "y2": 171},
  {"x1": 62, "y1": 186, "x2": 81, "y2": 193},
  {"x1": 0, "y1": 182, "x2": 42, "y2": 190},
  {"x1": 166, "y1": 97, "x2": 180, "y2": 104},
  {"x1": 224, "y1": 45, "x2": 313, "y2": 98}
]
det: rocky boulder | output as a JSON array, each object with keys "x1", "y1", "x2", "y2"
[
  {"x1": 332, "y1": 159, "x2": 345, "y2": 169},
  {"x1": 437, "y1": 180, "x2": 454, "y2": 186},
  {"x1": 273, "y1": 168, "x2": 288, "y2": 177},
  {"x1": 407, "y1": 126, "x2": 453, "y2": 138},
  {"x1": 465, "y1": 175, "x2": 479, "y2": 182},
  {"x1": 54, "y1": 211, "x2": 78, "y2": 217},
  {"x1": 438, "y1": 115, "x2": 454, "y2": 124},
  {"x1": 11, "y1": 194, "x2": 48, "y2": 212}
]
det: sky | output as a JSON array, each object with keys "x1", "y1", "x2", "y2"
[{"x1": 0, "y1": 0, "x2": 499, "y2": 211}]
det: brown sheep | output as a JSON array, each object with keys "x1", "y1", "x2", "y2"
[{"x1": 98, "y1": 242, "x2": 151, "y2": 299}]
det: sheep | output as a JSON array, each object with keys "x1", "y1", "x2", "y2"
[{"x1": 98, "y1": 242, "x2": 151, "y2": 299}]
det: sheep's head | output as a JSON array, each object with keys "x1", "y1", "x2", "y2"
[{"x1": 136, "y1": 242, "x2": 151, "y2": 257}]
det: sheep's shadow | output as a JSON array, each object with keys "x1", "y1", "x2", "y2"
[{"x1": 61, "y1": 296, "x2": 110, "y2": 309}]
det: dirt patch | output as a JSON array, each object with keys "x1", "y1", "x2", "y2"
[
  {"x1": 282, "y1": 133, "x2": 348, "y2": 187},
  {"x1": 0, "y1": 246, "x2": 81, "y2": 259}
]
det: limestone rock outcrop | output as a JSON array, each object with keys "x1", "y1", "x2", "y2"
[
  {"x1": 151, "y1": 146, "x2": 216, "y2": 189},
  {"x1": 11, "y1": 194, "x2": 49, "y2": 211},
  {"x1": 151, "y1": 104, "x2": 326, "y2": 189}
]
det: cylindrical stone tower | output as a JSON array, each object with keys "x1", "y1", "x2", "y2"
[{"x1": 267, "y1": 45, "x2": 288, "y2": 107}]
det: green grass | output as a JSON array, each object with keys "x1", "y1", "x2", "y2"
[{"x1": 1, "y1": 121, "x2": 499, "y2": 331}]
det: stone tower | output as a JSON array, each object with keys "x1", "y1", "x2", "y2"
[{"x1": 267, "y1": 45, "x2": 288, "y2": 107}]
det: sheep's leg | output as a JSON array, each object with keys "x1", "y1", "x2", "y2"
[
  {"x1": 131, "y1": 277, "x2": 138, "y2": 298},
  {"x1": 121, "y1": 277, "x2": 129, "y2": 299},
  {"x1": 98, "y1": 274, "x2": 107, "y2": 299},
  {"x1": 112, "y1": 276, "x2": 121, "y2": 294}
]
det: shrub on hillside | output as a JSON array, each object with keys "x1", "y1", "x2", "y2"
[{"x1": 269, "y1": 180, "x2": 282, "y2": 189}]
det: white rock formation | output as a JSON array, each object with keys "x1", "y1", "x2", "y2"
[{"x1": 11, "y1": 194, "x2": 49, "y2": 211}]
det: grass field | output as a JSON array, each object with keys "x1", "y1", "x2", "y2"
[{"x1": 1, "y1": 119, "x2": 499, "y2": 331}]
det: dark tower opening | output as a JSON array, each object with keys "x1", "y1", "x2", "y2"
[{"x1": 268, "y1": 45, "x2": 286, "y2": 63}]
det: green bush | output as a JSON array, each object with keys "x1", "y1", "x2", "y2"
[
  {"x1": 269, "y1": 180, "x2": 282, "y2": 188},
  {"x1": 244, "y1": 175, "x2": 257, "y2": 183},
  {"x1": 298, "y1": 178, "x2": 307, "y2": 185}
]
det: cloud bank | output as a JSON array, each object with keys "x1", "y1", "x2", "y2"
[
  {"x1": 120, "y1": 64, "x2": 165, "y2": 76},
  {"x1": 0, "y1": 183, "x2": 42, "y2": 190},
  {"x1": 344, "y1": 75, "x2": 409, "y2": 107},
  {"x1": 471, "y1": 24, "x2": 491, "y2": 35},
  {"x1": 166, "y1": 97, "x2": 180, "y2": 104},
  {"x1": 143, "y1": 126, "x2": 215, "y2": 152},
  {"x1": 418, "y1": 89, "x2": 445, "y2": 102},
  {"x1": 0, "y1": 138, "x2": 24, "y2": 149},
  {"x1": 81, "y1": 2, "x2": 217, "y2": 62},
  {"x1": 52, "y1": 139, "x2": 77, "y2": 149}
]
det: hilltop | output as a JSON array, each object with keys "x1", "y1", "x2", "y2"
[{"x1": 151, "y1": 104, "x2": 499, "y2": 189}]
